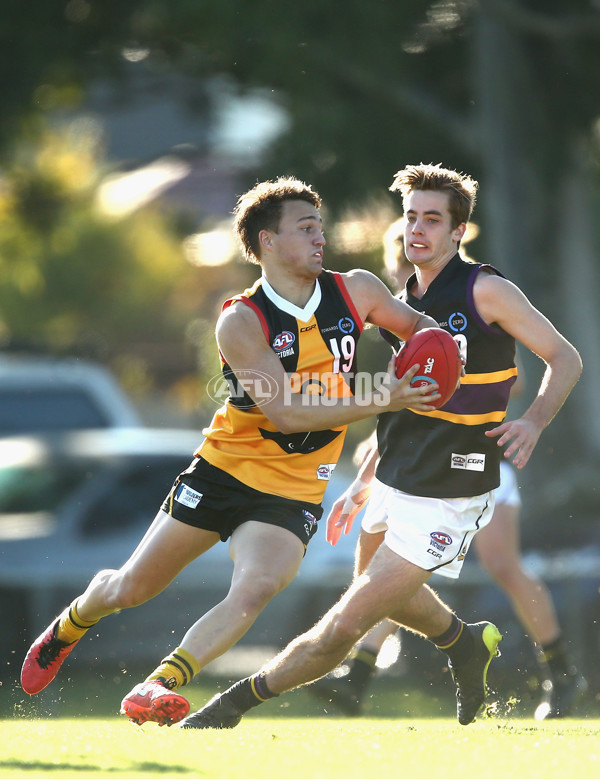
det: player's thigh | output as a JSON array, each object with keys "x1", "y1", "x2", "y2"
[
  {"x1": 474, "y1": 502, "x2": 521, "y2": 571},
  {"x1": 353, "y1": 528, "x2": 385, "y2": 577},
  {"x1": 121, "y1": 509, "x2": 221, "y2": 590}
]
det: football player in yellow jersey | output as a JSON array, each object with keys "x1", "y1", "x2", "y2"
[{"x1": 21, "y1": 176, "x2": 439, "y2": 726}]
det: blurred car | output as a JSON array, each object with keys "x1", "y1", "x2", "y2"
[
  {"x1": 0, "y1": 428, "x2": 358, "y2": 675},
  {"x1": 0, "y1": 354, "x2": 141, "y2": 437},
  {"x1": 0, "y1": 427, "x2": 216, "y2": 667}
]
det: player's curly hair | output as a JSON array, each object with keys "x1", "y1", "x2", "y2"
[
  {"x1": 389, "y1": 163, "x2": 478, "y2": 229},
  {"x1": 233, "y1": 177, "x2": 322, "y2": 264}
]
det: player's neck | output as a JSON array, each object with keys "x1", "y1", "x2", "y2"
[
  {"x1": 262, "y1": 269, "x2": 319, "y2": 308},
  {"x1": 412, "y1": 252, "x2": 455, "y2": 298}
]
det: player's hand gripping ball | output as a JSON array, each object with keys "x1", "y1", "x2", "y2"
[{"x1": 394, "y1": 327, "x2": 462, "y2": 409}]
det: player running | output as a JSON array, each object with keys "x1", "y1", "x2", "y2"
[
  {"x1": 21, "y1": 176, "x2": 440, "y2": 726},
  {"x1": 176, "y1": 163, "x2": 581, "y2": 730}
]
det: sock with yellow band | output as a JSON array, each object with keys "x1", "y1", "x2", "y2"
[
  {"x1": 431, "y1": 615, "x2": 474, "y2": 666},
  {"x1": 146, "y1": 648, "x2": 201, "y2": 690},
  {"x1": 214, "y1": 672, "x2": 279, "y2": 715},
  {"x1": 56, "y1": 599, "x2": 99, "y2": 644}
]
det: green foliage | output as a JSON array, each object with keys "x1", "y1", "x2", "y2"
[
  {"x1": 0, "y1": 126, "x2": 193, "y2": 377},
  {"x1": 2, "y1": 1, "x2": 600, "y2": 207}
]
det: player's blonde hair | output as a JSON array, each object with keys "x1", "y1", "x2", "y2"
[{"x1": 389, "y1": 163, "x2": 478, "y2": 229}]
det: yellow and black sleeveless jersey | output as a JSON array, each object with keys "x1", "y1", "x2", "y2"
[
  {"x1": 197, "y1": 270, "x2": 363, "y2": 503},
  {"x1": 376, "y1": 254, "x2": 517, "y2": 498}
]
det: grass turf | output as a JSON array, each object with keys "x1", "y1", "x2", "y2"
[
  {"x1": 1, "y1": 717, "x2": 599, "y2": 779},
  {"x1": 3, "y1": 663, "x2": 598, "y2": 778}
]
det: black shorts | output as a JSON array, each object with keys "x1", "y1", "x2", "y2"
[{"x1": 161, "y1": 457, "x2": 323, "y2": 547}]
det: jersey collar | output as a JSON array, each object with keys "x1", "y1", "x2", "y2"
[{"x1": 261, "y1": 275, "x2": 322, "y2": 323}]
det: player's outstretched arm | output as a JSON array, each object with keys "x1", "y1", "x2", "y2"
[
  {"x1": 475, "y1": 274, "x2": 582, "y2": 468},
  {"x1": 342, "y1": 268, "x2": 437, "y2": 339}
]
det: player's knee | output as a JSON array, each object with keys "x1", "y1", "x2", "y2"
[
  {"x1": 480, "y1": 555, "x2": 517, "y2": 588},
  {"x1": 323, "y1": 612, "x2": 364, "y2": 651},
  {"x1": 234, "y1": 574, "x2": 286, "y2": 615}
]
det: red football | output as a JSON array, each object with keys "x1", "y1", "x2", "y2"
[{"x1": 394, "y1": 327, "x2": 462, "y2": 409}]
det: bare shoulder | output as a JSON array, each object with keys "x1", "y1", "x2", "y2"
[
  {"x1": 216, "y1": 298, "x2": 265, "y2": 348},
  {"x1": 341, "y1": 268, "x2": 391, "y2": 304},
  {"x1": 472, "y1": 270, "x2": 530, "y2": 321},
  {"x1": 338, "y1": 268, "x2": 395, "y2": 324},
  {"x1": 341, "y1": 267, "x2": 387, "y2": 293},
  {"x1": 473, "y1": 267, "x2": 524, "y2": 296}
]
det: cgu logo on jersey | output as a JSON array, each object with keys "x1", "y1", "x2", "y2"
[
  {"x1": 273, "y1": 331, "x2": 295, "y2": 351},
  {"x1": 451, "y1": 453, "x2": 486, "y2": 472},
  {"x1": 423, "y1": 356, "x2": 435, "y2": 375}
]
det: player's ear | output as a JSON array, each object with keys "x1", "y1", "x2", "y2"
[
  {"x1": 453, "y1": 223, "x2": 467, "y2": 244},
  {"x1": 259, "y1": 230, "x2": 273, "y2": 251}
]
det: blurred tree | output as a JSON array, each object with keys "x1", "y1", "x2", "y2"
[
  {"x1": 0, "y1": 124, "x2": 247, "y2": 416},
  {"x1": 1, "y1": 0, "x2": 598, "y2": 514},
  {"x1": 1, "y1": 2, "x2": 598, "y2": 208}
]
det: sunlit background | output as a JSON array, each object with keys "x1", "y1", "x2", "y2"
[{"x1": 1, "y1": 0, "x2": 599, "y2": 716}]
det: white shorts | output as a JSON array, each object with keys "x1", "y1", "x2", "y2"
[
  {"x1": 362, "y1": 479, "x2": 495, "y2": 579},
  {"x1": 496, "y1": 461, "x2": 521, "y2": 508}
]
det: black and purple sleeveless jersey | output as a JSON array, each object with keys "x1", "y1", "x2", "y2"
[{"x1": 376, "y1": 254, "x2": 517, "y2": 498}]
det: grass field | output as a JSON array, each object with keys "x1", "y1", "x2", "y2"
[
  {"x1": 2, "y1": 716, "x2": 600, "y2": 779},
  {"x1": 2, "y1": 662, "x2": 598, "y2": 778}
]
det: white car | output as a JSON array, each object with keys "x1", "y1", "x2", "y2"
[{"x1": 0, "y1": 354, "x2": 141, "y2": 436}]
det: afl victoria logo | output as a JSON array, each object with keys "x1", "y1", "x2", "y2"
[
  {"x1": 272, "y1": 331, "x2": 295, "y2": 351},
  {"x1": 430, "y1": 531, "x2": 452, "y2": 546}
]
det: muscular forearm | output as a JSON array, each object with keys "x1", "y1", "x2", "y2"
[
  {"x1": 356, "y1": 444, "x2": 379, "y2": 484},
  {"x1": 523, "y1": 349, "x2": 582, "y2": 430},
  {"x1": 275, "y1": 389, "x2": 391, "y2": 434},
  {"x1": 413, "y1": 313, "x2": 438, "y2": 335}
]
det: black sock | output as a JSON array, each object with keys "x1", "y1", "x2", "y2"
[
  {"x1": 431, "y1": 615, "x2": 474, "y2": 666},
  {"x1": 539, "y1": 636, "x2": 574, "y2": 682},
  {"x1": 346, "y1": 648, "x2": 378, "y2": 696},
  {"x1": 222, "y1": 673, "x2": 279, "y2": 713}
]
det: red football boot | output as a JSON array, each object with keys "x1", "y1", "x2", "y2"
[
  {"x1": 21, "y1": 618, "x2": 79, "y2": 694},
  {"x1": 120, "y1": 680, "x2": 190, "y2": 726}
]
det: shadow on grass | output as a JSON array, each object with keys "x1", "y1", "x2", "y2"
[{"x1": 0, "y1": 759, "x2": 192, "y2": 773}]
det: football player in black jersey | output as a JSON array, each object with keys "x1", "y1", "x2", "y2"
[{"x1": 308, "y1": 221, "x2": 586, "y2": 721}]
